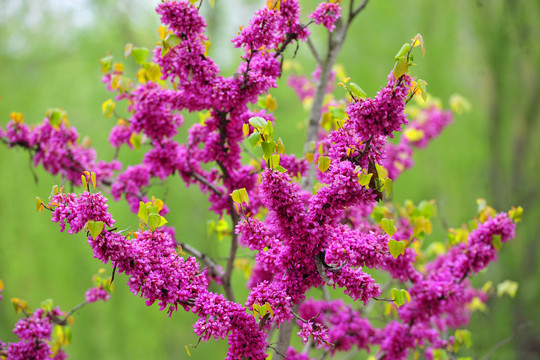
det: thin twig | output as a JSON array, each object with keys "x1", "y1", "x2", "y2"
[
  {"x1": 306, "y1": 37, "x2": 322, "y2": 65},
  {"x1": 178, "y1": 241, "x2": 224, "y2": 279},
  {"x1": 191, "y1": 172, "x2": 223, "y2": 197}
]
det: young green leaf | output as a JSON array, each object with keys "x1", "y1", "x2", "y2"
[
  {"x1": 249, "y1": 116, "x2": 268, "y2": 130},
  {"x1": 394, "y1": 43, "x2": 411, "y2": 60},
  {"x1": 391, "y1": 288, "x2": 410, "y2": 307},
  {"x1": 497, "y1": 280, "x2": 518, "y2": 298},
  {"x1": 492, "y1": 234, "x2": 502, "y2": 251},
  {"x1": 248, "y1": 132, "x2": 261, "y2": 148},
  {"x1": 349, "y1": 82, "x2": 367, "y2": 99},
  {"x1": 131, "y1": 47, "x2": 149, "y2": 65},
  {"x1": 388, "y1": 239, "x2": 406, "y2": 259},
  {"x1": 261, "y1": 141, "x2": 276, "y2": 160},
  {"x1": 381, "y1": 218, "x2": 396, "y2": 236},
  {"x1": 317, "y1": 156, "x2": 331, "y2": 173},
  {"x1": 87, "y1": 220, "x2": 104, "y2": 240},
  {"x1": 138, "y1": 201, "x2": 148, "y2": 223},
  {"x1": 148, "y1": 214, "x2": 161, "y2": 230}
]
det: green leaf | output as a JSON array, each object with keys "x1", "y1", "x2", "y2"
[
  {"x1": 391, "y1": 288, "x2": 410, "y2": 307},
  {"x1": 270, "y1": 154, "x2": 280, "y2": 169},
  {"x1": 392, "y1": 57, "x2": 408, "y2": 79},
  {"x1": 497, "y1": 280, "x2": 518, "y2": 298},
  {"x1": 159, "y1": 216, "x2": 168, "y2": 227},
  {"x1": 148, "y1": 214, "x2": 161, "y2": 230},
  {"x1": 231, "y1": 188, "x2": 249, "y2": 205},
  {"x1": 349, "y1": 82, "x2": 367, "y2": 99},
  {"x1": 492, "y1": 234, "x2": 502, "y2": 251},
  {"x1": 275, "y1": 165, "x2": 287, "y2": 173},
  {"x1": 147, "y1": 205, "x2": 159, "y2": 215},
  {"x1": 261, "y1": 141, "x2": 276, "y2": 160},
  {"x1": 138, "y1": 202, "x2": 148, "y2": 223},
  {"x1": 454, "y1": 329, "x2": 472, "y2": 351},
  {"x1": 40, "y1": 298, "x2": 54, "y2": 312},
  {"x1": 317, "y1": 156, "x2": 331, "y2": 173},
  {"x1": 87, "y1": 220, "x2": 104, "y2": 239},
  {"x1": 47, "y1": 108, "x2": 63, "y2": 127},
  {"x1": 381, "y1": 218, "x2": 396, "y2": 236},
  {"x1": 371, "y1": 206, "x2": 385, "y2": 223},
  {"x1": 132, "y1": 47, "x2": 150, "y2": 65},
  {"x1": 276, "y1": 138, "x2": 285, "y2": 155},
  {"x1": 394, "y1": 43, "x2": 411, "y2": 60},
  {"x1": 81, "y1": 175, "x2": 88, "y2": 190},
  {"x1": 100, "y1": 55, "x2": 114, "y2": 74},
  {"x1": 388, "y1": 239, "x2": 406, "y2": 259},
  {"x1": 264, "y1": 120, "x2": 274, "y2": 139},
  {"x1": 375, "y1": 163, "x2": 388, "y2": 179},
  {"x1": 129, "y1": 133, "x2": 142, "y2": 149},
  {"x1": 432, "y1": 349, "x2": 449, "y2": 360},
  {"x1": 358, "y1": 172, "x2": 373, "y2": 187},
  {"x1": 249, "y1": 116, "x2": 268, "y2": 130},
  {"x1": 384, "y1": 178, "x2": 392, "y2": 197},
  {"x1": 162, "y1": 33, "x2": 182, "y2": 56},
  {"x1": 330, "y1": 107, "x2": 345, "y2": 119},
  {"x1": 508, "y1": 206, "x2": 523, "y2": 223},
  {"x1": 248, "y1": 132, "x2": 261, "y2": 148}
]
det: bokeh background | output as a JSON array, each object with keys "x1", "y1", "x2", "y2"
[{"x1": 1, "y1": 0, "x2": 539, "y2": 359}]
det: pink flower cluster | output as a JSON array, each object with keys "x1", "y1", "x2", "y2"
[
  {"x1": 0, "y1": 117, "x2": 120, "y2": 185},
  {"x1": 48, "y1": 189, "x2": 268, "y2": 359},
  {"x1": 346, "y1": 73, "x2": 412, "y2": 141},
  {"x1": 1, "y1": 308, "x2": 67, "y2": 360},
  {"x1": 298, "y1": 299, "x2": 374, "y2": 354},
  {"x1": 308, "y1": 2, "x2": 342, "y2": 32},
  {"x1": 85, "y1": 285, "x2": 110, "y2": 303}
]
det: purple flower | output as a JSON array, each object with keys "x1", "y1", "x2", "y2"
[
  {"x1": 85, "y1": 285, "x2": 110, "y2": 303},
  {"x1": 309, "y1": 2, "x2": 342, "y2": 32}
]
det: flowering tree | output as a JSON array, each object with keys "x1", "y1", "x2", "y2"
[{"x1": 0, "y1": 0, "x2": 523, "y2": 359}]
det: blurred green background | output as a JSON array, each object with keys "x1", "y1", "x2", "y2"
[{"x1": 1, "y1": 0, "x2": 539, "y2": 359}]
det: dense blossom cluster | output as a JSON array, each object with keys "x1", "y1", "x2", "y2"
[
  {"x1": 0, "y1": 0, "x2": 520, "y2": 359},
  {"x1": 0, "y1": 307, "x2": 67, "y2": 360},
  {"x1": 346, "y1": 73, "x2": 412, "y2": 141},
  {"x1": 308, "y1": 2, "x2": 342, "y2": 32},
  {"x1": 85, "y1": 286, "x2": 110, "y2": 303},
  {"x1": 0, "y1": 116, "x2": 120, "y2": 185}
]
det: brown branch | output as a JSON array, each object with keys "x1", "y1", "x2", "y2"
[{"x1": 178, "y1": 241, "x2": 224, "y2": 279}]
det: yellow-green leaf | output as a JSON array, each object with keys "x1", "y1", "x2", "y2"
[
  {"x1": 87, "y1": 220, "x2": 104, "y2": 239},
  {"x1": 91, "y1": 172, "x2": 97, "y2": 189},
  {"x1": 497, "y1": 280, "x2": 518, "y2": 298},
  {"x1": 392, "y1": 57, "x2": 408, "y2": 79},
  {"x1": 492, "y1": 234, "x2": 502, "y2": 251},
  {"x1": 381, "y1": 218, "x2": 396, "y2": 236},
  {"x1": 101, "y1": 99, "x2": 115, "y2": 119},
  {"x1": 138, "y1": 201, "x2": 148, "y2": 223},
  {"x1": 317, "y1": 156, "x2": 331, "y2": 173},
  {"x1": 349, "y1": 82, "x2": 367, "y2": 99},
  {"x1": 358, "y1": 172, "x2": 373, "y2": 188},
  {"x1": 231, "y1": 188, "x2": 249, "y2": 206},
  {"x1": 388, "y1": 239, "x2": 406, "y2": 259},
  {"x1": 394, "y1": 43, "x2": 411, "y2": 60},
  {"x1": 411, "y1": 33, "x2": 425, "y2": 56},
  {"x1": 375, "y1": 163, "x2": 388, "y2": 179},
  {"x1": 391, "y1": 288, "x2": 410, "y2": 307},
  {"x1": 249, "y1": 116, "x2": 267, "y2": 130}
]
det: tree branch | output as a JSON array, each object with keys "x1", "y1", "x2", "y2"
[{"x1": 177, "y1": 241, "x2": 224, "y2": 279}]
